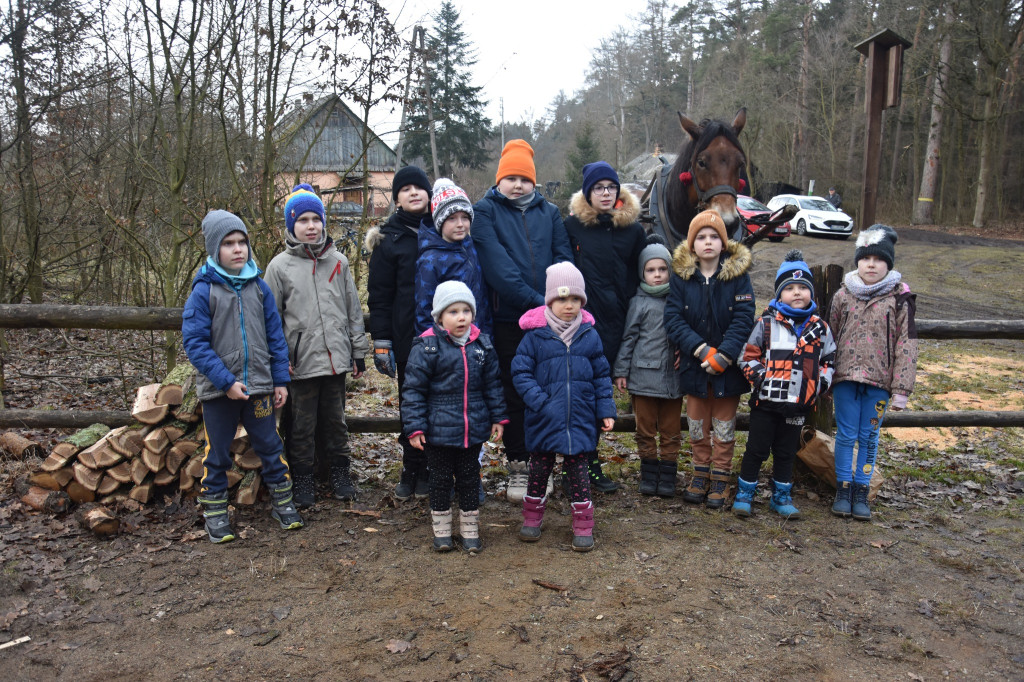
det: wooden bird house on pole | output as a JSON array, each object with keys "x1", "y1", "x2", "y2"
[{"x1": 855, "y1": 28, "x2": 912, "y2": 231}]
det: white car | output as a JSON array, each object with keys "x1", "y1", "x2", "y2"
[{"x1": 766, "y1": 194, "x2": 854, "y2": 238}]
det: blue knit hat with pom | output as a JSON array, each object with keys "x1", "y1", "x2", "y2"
[
  {"x1": 283, "y1": 183, "x2": 326, "y2": 234},
  {"x1": 774, "y1": 249, "x2": 814, "y2": 299}
]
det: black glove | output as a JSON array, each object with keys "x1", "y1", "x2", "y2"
[
  {"x1": 354, "y1": 357, "x2": 366, "y2": 374},
  {"x1": 373, "y1": 340, "x2": 396, "y2": 378}
]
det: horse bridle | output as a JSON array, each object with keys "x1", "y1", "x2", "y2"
[{"x1": 679, "y1": 147, "x2": 746, "y2": 208}]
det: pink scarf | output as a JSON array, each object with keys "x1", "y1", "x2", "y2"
[{"x1": 544, "y1": 307, "x2": 582, "y2": 346}]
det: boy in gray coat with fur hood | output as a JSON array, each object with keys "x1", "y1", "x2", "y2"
[{"x1": 613, "y1": 241, "x2": 683, "y2": 497}]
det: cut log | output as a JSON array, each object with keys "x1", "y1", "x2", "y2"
[
  {"x1": 166, "y1": 445, "x2": 190, "y2": 475},
  {"x1": 153, "y1": 468, "x2": 176, "y2": 486},
  {"x1": 132, "y1": 384, "x2": 169, "y2": 425},
  {"x1": 234, "y1": 448, "x2": 262, "y2": 470},
  {"x1": 27, "y1": 471, "x2": 61, "y2": 491},
  {"x1": 174, "y1": 439, "x2": 200, "y2": 456},
  {"x1": 140, "y1": 447, "x2": 165, "y2": 474},
  {"x1": 179, "y1": 468, "x2": 195, "y2": 493},
  {"x1": 234, "y1": 470, "x2": 261, "y2": 505},
  {"x1": 156, "y1": 363, "x2": 194, "y2": 406},
  {"x1": 40, "y1": 442, "x2": 81, "y2": 471},
  {"x1": 130, "y1": 458, "x2": 150, "y2": 485},
  {"x1": 143, "y1": 428, "x2": 170, "y2": 455},
  {"x1": 75, "y1": 503, "x2": 120, "y2": 537},
  {"x1": 229, "y1": 427, "x2": 250, "y2": 455},
  {"x1": 65, "y1": 481, "x2": 96, "y2": 504},
  {"x1": 184, "y1": 455, "x2": 204, "y2": 479},
  {"x1": 72, "y1": 462, "x2": 104, "y2": 491},
  {"x1": 0, "y1": 432, "x2": 44, "y2": 459},
  {"x1": 225, "y1": 468, "x2": 244, "y2": 488},
  {"x1": 92, "y1": 446, "x2": 124, "y2": 469},
  {"x1": 77, "y1": 435, "x2": 113, "y2": 469},
  {"x1": 53, "y1": 468, "x2": 74, "y2": 488},
  {"x1": 106, "y1": 426, "x2": 133, "y2": 457},
  {"x1": 99, "y1": 493, "x2": 128, "y2": 506},
  {"x1": 155, "y1": 384, "x2": 183, "y2": 406},
  {"x1": 120, "y1": 427, "x2": 146, "y2": 457},
  {"x1": 15, "y1": 477, "x2": 70, "y2": 514},
  {"x1": 161, "y1": 420, "x2": 189, "y2": 442},
  {"x1": 174, "y1": 370, "x2": 201, "y2": 422},
  {"x1": 106, "y1": 461, "x2": 132, "y2": 484},
  {"x1": 129, "y1": 477, "x2": 154, "y2": 504},
  {"x1": 96, "y1": 474, "x2": 122, "y2": 496}
]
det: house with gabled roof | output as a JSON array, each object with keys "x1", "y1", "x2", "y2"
[{"x1": 277, "y1": 94, "x2": 397, "y2": 216}]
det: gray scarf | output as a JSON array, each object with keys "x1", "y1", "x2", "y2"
[
  {"x1": 843, "y1": 270, "x2": 902, "y2": 301},
  {"x1": 544, "y1": 307, "x2": 582, "y2": 346},
  {"x1": 509, "y1": 191, "x2": 536, "y2": 212}
]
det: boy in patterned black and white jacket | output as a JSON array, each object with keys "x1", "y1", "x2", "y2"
[{"x1": 733, "y1": 250, "x2": 836, "y2": 519}]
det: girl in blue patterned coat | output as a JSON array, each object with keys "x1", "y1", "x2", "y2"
[
  {"x1": 402, "y1": 282, "x2": 507, "y2": 554},
  {"x1": 512, "y1": 262, "x2": 617, "y2": 552}
]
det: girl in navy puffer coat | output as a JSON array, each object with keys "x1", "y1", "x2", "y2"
[
  {"x1": 402, "y1": 282, "x2": 507, "y2": 554},
  {"x1": 512, "y1": 263, "x2": 616, "y2": 552}
]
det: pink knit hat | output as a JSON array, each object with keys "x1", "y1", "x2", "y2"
[{"x1": 545, "y1": 262, "x2": 587, "y2": 306}]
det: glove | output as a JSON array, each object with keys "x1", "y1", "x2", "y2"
[
  {"x1": 702, "y1": 351, "x2": 732, "y2": 375},
  {"x1": 354, "y1": 357, "x2": 366, "y2": 374},
  {"x1": 693, "y1": 343, "x2": 709, "y2": 360},
  {"x1": 373, "y1": 339, "x2": 396, "y2": 378},
  {"x1": 891, "y1": 393, "x2": 908, "y2": 410}
]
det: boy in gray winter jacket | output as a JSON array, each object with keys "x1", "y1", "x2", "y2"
[
  {"x1": 265, "y1": 184, "x2": 369, "y2": 508},
  {"x1": 613, "y1": 242, "x2": 683, "y2": 497}
]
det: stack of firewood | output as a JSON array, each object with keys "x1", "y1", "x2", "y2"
[{"x1": 25, "y1": 364, "x2": 268, "y2": 523}]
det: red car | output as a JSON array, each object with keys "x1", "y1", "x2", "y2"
[{"x1": 737, "y1": 195, "x2": 790, "y2": 242}]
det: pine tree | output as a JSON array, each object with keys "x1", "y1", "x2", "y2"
[
  {"x1": 405, "y1": 1, "x2": 492, "y2": 179},
  {"x1": 558, "y1": 121, "x2": 602, "y2": 208}
]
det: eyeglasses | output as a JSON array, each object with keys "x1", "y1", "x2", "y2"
[{"x1": 591, "y1": 184, "x2": 618, "y2": 195}]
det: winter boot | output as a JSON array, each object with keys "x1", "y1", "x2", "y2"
[
  {"x1": 732, "y1": 477, "x2": 758, "y2": 517},
  {"x1": 570, "y1": 500, "x2": 595, "y2": 552},
  {"x1": 292, "y1": 473, "x2": 316, "y2": 510},
  {"x1": 459, "y1": 509, "x2": 482, "y2": 554},
  {"x1": 851, "y1": 483, "x2": 872, "y2": 521},
  {"x1": 199, "y1": 491, "x2": 236, "y2": 544},
  {"x1": 394, "y1": 467, "x2": 416, "y2": 501},
  {"x1": 706, "y1": 469, "x2": 731, "y2": 509},
  {"x1": 588, "y1": 454, "x2": 619, "y2": 493},
  {"x1": 431, "y1": 509, "x2": 453, "y2": 552},
  {"x1": 519, "y1": 495, "x2": 546, "y2": 542},
  {"x1": 330, "y1": 457, "x2": 357, "y2": 501},
  {"x1": 769, "y1": 480, "x2": 801, "y2": 520},
  {"x1": 657, "y1": 460, "x2": 678, "y2": 498},
  {"x1": 832, "y1": 481, "x2": 853, "y2": 517},
  {"x1": 269, "y1": 482, "x2": 304, "y2": 530},
  {"x1": 638, "y1": 459, "x2": 659, "y2": 496},
  {"x1": 682, "y1": 465, "x2": 710, "y2": 504},
  {"x1": 506, "y1": 461, "x2": 529, "y2": 503},
  {"x1": 414, "y1": 467, "x2": 430, "y2": 499}
]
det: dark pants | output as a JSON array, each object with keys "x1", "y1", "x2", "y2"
[
  {"x1": 527, "y1": 452, "x2": 591, "y2": 503},
  {"x1": 426, "y1": 443, "x2": 482, "y2": 512},
  {"x1": 397, "y1": 362, "x2": 428, "y2": 474},
  {"x1": 286, "y1": 374, "x2": 349, "y2": 477},
  {"x1": 493, "y1": 320, "x2": 528, "y2": 464},
  {"x1": 201, "y1": 394, "x2": 290, "y2": 494},
  {"x1": 739, "y1": 406, "x2": 805, "y2": 484}
]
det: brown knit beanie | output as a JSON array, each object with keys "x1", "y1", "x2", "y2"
[
  {"x1": 686, "y1": 210, "x2": 728, "y2": 253},
  {"x1": 495, "y1": 139, "x2": 537, "y2": 185}
]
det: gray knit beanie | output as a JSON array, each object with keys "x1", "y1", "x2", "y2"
[
  {"x1": 202, "y1": 210, "x2": 249, "y2": 265},
  {"x1": 431, "y1": 280, "x2": 477, "y2": 321},
  {"x1": 638, "y1": 242, "x2": 672, "y2": 279}
]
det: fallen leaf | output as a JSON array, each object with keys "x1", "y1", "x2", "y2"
[
  {"x1": 870, "y1": 540, "x2": 895, "y2": 549},
  {"x1": 532, "y1": 579, "x2": 567, "y2": 592},
  {"x1": 386, "y1": 638, "x2": 412, "y2": 653},
  {"x1": 363, "y1": 527, "x2": 379, "y2": 533}
]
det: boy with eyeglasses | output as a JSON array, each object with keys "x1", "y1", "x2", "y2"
[{"x1": 564, "y1": 161, "x2": 647, "y2": 494}]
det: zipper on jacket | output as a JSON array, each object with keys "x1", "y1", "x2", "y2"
[
  {"x1": 565, "y1": 343, "x2": 573, "y2": 454},
  {"x1": 236, "y1": 289, "x2": 250, "y2": 389},
  {"x1": 522, "y1": 213, "x2": 536, "y2": 291},
  {"x1": 462, "y1": 346, "x2": 470, "y2": 448}
]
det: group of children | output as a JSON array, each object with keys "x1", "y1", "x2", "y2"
[{"x1": 181, "y1": 139, "x2": 918, "y2": 552}]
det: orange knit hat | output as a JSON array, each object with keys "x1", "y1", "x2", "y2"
[
  {"x1": 687, "y1": 210, "x2": 729, "y2": 253},
  {"x1": 495, "y1": 139, "x2": 536, "y2": 185}
]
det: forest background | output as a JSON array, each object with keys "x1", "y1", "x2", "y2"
[{"x1": 0, "y1": 0, "x2": 1020, "y2": 380}]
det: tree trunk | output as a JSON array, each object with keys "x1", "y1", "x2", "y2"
[{"x1": 913, "y1": 6, "x2": 954, "y2": 225}]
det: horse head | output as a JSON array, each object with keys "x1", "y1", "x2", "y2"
[{"x1": 667, "y1": 108, "x2": 747, "y2": 245}]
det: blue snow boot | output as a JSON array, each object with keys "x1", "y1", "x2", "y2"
[
  {"x1": 732, "y1": 477, "x2": 757, "y2": 517},
  {"x1": 851, "y1": 483, "x2": 872, "y2": 521},
  {"x1": 769, "y1": 480, "x2": 801, "y2": 519},
  {"x1": 831, "y1": 481, "x2": 852, "y2": 517}
]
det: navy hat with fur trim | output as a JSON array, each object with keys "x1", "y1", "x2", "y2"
[
  {"x1": 855, "y1": 224, "x2": 898, "y2": 269},
  {"x1": 774, "y1": 249, "x2": 815, "y2": 299}
]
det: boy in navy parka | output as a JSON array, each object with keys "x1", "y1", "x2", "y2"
[
  {"x1": 512, "y1": 262, "x2": 616, "y2": 552},
  {"x1": 402, "y1": 281, "x2": 507, "y2": 554},
  {"x1": 182, "y1": 210, "x2": 303, "y2": 543}
]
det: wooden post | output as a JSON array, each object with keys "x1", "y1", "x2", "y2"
[
  {"x1": 855, "y1": 29, "x2": 912, "y2": 232},
  {"x1": 810, "y1": 264, "x2": 845, "y2": 434}
]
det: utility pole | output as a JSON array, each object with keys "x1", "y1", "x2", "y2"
[
  {"x1": 500, "y1": 97, "x2": 505, "y2": 149},
  {"x1": 393, "y1": 25, "x2": 425, "y2": 171}
]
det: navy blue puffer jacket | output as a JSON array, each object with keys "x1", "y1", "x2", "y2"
[
  {"x1": 512, "y1": 307, "x2": 617, "y2": 455},
  {"x1": 664, "y1": 240, "x2": 756, "y2": 398},
  {"x1": 401, "y1": 325, "x2": 507, "y2": 448},
  {"x1": 414, "y1": 216, "x2": 492, "y2": 335}
]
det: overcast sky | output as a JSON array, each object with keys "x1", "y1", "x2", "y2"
[{"x1": 371, "y1": 0, "x2": 641, "y2": 145}]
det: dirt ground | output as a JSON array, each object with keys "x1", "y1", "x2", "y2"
[{"x1": 1, "y1": 227, "x2": 1023, "y2": 681}]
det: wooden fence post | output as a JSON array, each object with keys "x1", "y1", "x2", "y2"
[{"x1": 811, "y1": 263, "x2": 845, "y2": 435}]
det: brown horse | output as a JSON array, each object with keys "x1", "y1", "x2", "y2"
[{"x1": 663, "y1": 108, "x2": 747, "y2": 247}]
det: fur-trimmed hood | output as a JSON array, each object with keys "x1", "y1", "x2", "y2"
[
  {"x1": 363, "y1": 224, "x2": 383, "y2": 251},
  {"x1": 671, "y1": 240, "x2": 752, "y2": 281},
  {"x1": 568, "y1": 189, "x2": 641, "y2": 228}
]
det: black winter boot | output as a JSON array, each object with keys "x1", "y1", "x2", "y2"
[
  {"x1": 638, "y1": 459, "x2": 659, "y2": 496},
  {"x1": 395, "y1": 467, "x2": 416, "y2": 500},
  {"x1": 414, "y1": 467, "x2": 430, "y2": 499},
  {"x1": 269, "y1": 481, "x2": 304, "y2": 530},
  {"x1": 851, "y1": 483, "x2": 872, "y2": 521},
  {"x1": 199, "y1": 491, "x2": 236, "y2": 544},
  {"x1": 330, "y1": 456, "x2": 357, "y2": 501},
  {"x1": 292, "y1": 473, "x2": 316, "y2": 509},
  {"x1": 657, "y1": 460, "x2": 678, "y2": 498},
  {"x1": 588, "y1": 452, "x2": 619, "y2": 493}
]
